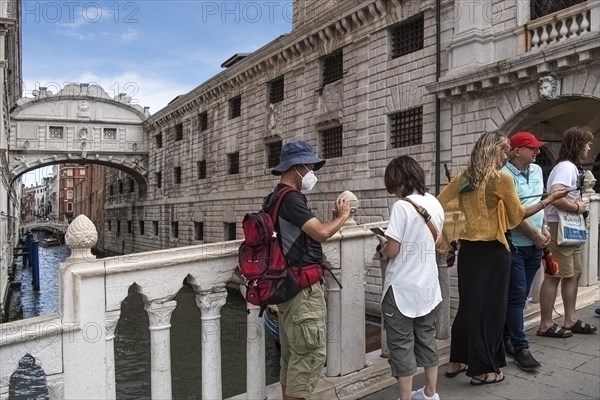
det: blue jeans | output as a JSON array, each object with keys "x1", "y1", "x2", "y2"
[{"x1": 505, "y1": 245, "x2": 542, "y2": 351}]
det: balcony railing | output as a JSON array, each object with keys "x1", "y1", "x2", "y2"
[{"x1": 527, "y1": 2, "x2": 592, "y2": 50}]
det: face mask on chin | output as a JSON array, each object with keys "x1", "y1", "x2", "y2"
[{"x1": 297, "y1": 165, "x2": 317, "y2": 191}]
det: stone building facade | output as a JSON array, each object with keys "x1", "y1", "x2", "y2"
[
  {"x1": 73, "y1": 164, "x2": 106, "y2": 250},
  {"x1": 0, "y1": 0, "x2": 21, "y2": 321},
  {"x1": 103, "y1": 1, "x2": 600, "y2": 308}
]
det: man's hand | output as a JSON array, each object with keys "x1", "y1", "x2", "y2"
[
  {"x1": 332, "y1": 198, "x2": 351, "y2": 219},
  {"x1": 533, "y1": 230, "x2": 550, "y2": 248}
]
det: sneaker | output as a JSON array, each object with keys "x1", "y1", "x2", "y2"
[
  {"x1": 513, "y1": 348, "x2": 541, "y2": 371},
  {"x1": 411, "y1": 387, "x2": 440, "y2": 400},
  {"x1": 504, "y1": 338, "x2": 515, "y2": 357}
]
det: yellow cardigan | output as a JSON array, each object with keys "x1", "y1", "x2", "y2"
[{"x1": 437, "y1": 171, "x2": 525, "y2": 251}]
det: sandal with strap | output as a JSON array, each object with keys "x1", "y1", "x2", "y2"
[
  {"x1": 445, "y1": 363, "x2": 467, "y2": 378},
  {"x1": 564, "y1": 320, "x2": 597, "y2": 334},
  {"x1": 537, "y1": 323, "x2": 573, "y2": 338},
  {"x1": 470, "y1": 372, "x2": 505, "y2": 386}
]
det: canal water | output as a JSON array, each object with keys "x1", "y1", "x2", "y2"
[{"x1": 14, "y1": 241, "x2": 281, "y2": 399}]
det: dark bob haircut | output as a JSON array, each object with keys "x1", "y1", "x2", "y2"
[{"x1": 384, "y1": 156, "x2": 426, "y2": 197}]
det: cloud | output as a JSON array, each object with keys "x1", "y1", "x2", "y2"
[{"x1": 120, "y1": 29, "x2": 140, "y2": 43}]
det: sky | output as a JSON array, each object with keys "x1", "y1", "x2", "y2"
[{"x1": 20, "y1": 0, "x2": 293, "y2": 185}]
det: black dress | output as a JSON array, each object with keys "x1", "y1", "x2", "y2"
[{"x1": 449, "y1": 239, "x2": 511, "y2": 377}]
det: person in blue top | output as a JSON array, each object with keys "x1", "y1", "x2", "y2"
[{"x1": 502, "y1": 132, "x2": 549, "y2": 371}]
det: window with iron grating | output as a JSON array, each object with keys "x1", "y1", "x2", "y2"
[
  {"x1": 267, "y1": 141, "x2": 282, "y2": 168},
  {"x1": 175, "y1": 123, "x2": 183, "y2": 141},
  {"x1": 174, "y1": 167, "x2": 182, "y2": 184},
  {"x1": 390, "y1": 107, "x2": 423, "y2": 148},
  {"x1": 197, "y1": 160, "x2": 207, "y2": 179},
  {"x1": 322, "y1": 50, "x2": 343, "y2": 85},
  {"x1": 390, "y1": 13, "x2": 424, "y2": 59},
  {"x1": 104, "y1": 128, "x2": 117, "y2": 140},
  {"x1": 535, "y1": 147, "x2": 555, "y2": 184},
  {"x1": 155, "y1": 133, "x2": 162, "y2": 148},
  {"x1": 199, "y1": 111, "x2": 208, "y2": 131},
  {"x1": 229, "y1": 96, "x2": 242, "y2": 119},
  {"x1": 228, "y1": 152, "x2": 240, "y2": 174},
  {"x1": 171, "y1": 221, "x2": 179, "y2": 239},
  {"x1": 320, "y1": 126, "x2": 343, "y2": 158},
  {"x1": 225, "y1": 222, "x2": 236, "y2": 241},
  {"x1": 49, "y1": 126, "x2": 64, "y2": 139},
  {"x1": 269, "y1": 76, "x2": 284, "y2": 104},
  {"x1": 530, "y1": 0, "x2": 587, "y2": 20},
  {"x1": 139, "y1": 220, "x2": 145, "y2": 236},
  {"x1": 153, "y1": 221, "x2": 159, "y2": 236},
  {"x1": 195, "y1": 222, "x2": 204, "y2": 241}
]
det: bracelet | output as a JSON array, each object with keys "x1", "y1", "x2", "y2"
[
  {"x1": 575, "y1": 203, "x2": 580, "y2": 213},
  {"x1": 540, "y1": 201, "x2": 546, "y2": 209}
]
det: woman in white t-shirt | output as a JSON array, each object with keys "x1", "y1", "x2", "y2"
[
  {"x1": 537, "y1": 126, "x2": 596, "y2": 338},
  {"x1": 377, "y1": 156, "x2": 445, "y2": 400}
]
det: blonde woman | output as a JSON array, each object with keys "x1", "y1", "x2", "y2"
[{"x1": 438, "y1": 132, "x2": 568, "y2": 385}]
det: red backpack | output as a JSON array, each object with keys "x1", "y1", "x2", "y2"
[{"x1": 238, "y1": 186, "x2": 301, "y2": 315}]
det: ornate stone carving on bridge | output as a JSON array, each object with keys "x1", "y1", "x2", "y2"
[
  {"x1": 77, "y1": 100, "x2": 90, "y2": 118},
  {"x1": 65, "y1": 214, "x2": 98, "y2": 249},
  {"x1": 583, "y1": 170, "x2": 597, "y2": 195},
  {"x1": 337, "y1": 190, "x2": 359, "y2": 226},
  {"x1": 539, "y1": 74, "x2": 560, "y2": 100},
  {"x1": 196, "y1": 290, "x2": 228, "y2": 320},
  {"x1": 145, "y1": 301, "x2": 177, "y2": 330}
]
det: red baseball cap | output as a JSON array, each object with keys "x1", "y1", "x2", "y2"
[{"x1": 510, "y1": 132, "x2": 546, "y2": 149}]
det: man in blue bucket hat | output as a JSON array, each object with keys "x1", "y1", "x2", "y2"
[{"x1": 268, "y1": 140, "x2": 351, "y2": 399}]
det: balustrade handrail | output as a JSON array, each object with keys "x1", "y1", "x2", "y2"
[{"x1": 527, "y1": 2, "x2": 590, "y2": 30}]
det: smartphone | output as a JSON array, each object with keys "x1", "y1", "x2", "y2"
[{"x1": 370, "y1": 227, "x2": 386, "y2": 236}]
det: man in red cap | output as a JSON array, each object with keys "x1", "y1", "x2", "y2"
[{"x1": 501, "y1": 131, "x2": 550, "y2": 371}]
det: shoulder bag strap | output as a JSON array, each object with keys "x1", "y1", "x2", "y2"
[{"x1": 400, "y1": 197, "x2": 438, "y2": 242}]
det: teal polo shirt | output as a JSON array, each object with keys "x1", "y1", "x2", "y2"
[{"x1": 502, "y1": 162, "x2": 545, "y2": 247}]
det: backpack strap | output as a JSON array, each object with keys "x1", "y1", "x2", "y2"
[
  {"x1": 400, "y1": 197, "x2": 438, "y2": 242},
  {"x1": 266, "y1": 185, "x2": 296, "y2": 222}
]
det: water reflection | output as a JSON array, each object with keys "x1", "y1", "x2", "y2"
[
  {"x1": 115, "y1": 283, "x2": 281, "y2": 399},
  {"x1": 20, "y1": 243, "x2": 70, "y2": 318}
]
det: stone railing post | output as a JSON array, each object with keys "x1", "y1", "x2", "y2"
[
  {"x1": 105, "y1": 310, "x2": 120, "y2": 400},
  {"x1": 246, "y1": 302, "x2": 266, "y2": 400},
  {"x1": 196, "y1": 289, "x2": 228, "y2": 400},
  {"x1": 145, "y1": 301, "x2": 177, "y2": 400},
  {"x1": 326, "y1": 191, "x2": 365, "y2": 377},
  {"x1": 580, "y1": 170, "x2": 599, "y2": 286}
]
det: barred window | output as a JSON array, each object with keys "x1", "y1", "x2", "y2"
[
  {"x1": 535, "y1": 147, "x2": 555, "y2": 184},
  {"x1": 49, "y1": 126, "x2": 64, "y2": 139},
  {"x1": 175, "y1": 123, "x2": 183, "y2": 141},
  {"x1": 320, "y1": 127, "x2": 343, "y2": 159},
  {"x1": 228, "y1": 152, "x2": 240, "y2": 175},
  {"x1": 127, "y1": 220, "x2": 132, "y2": 234},
  {"x1": 199, "y1": 111, "x2": 208, "y2": 131},
  {"x1": 153, "y1": 221, "x2": 159, "y2": 236},
  {"x1": 390, "y1": 107, "x2": 423, "y2": 148},
  {"x1": 530, "y1": 0, "x2": 586, "y2": 20},
  {"x1": 322, "y1": 50, "x2": 343, "y2": 85},
  {"x1": 155, "y1": 134, "x2": 163, "y2": 148},
  {"x1": 155, "y1": 172, "x2": 162, "y2": 188},
  {"x1": 116, "y1": 220, "x2": 121, "y2": 237},
  {"x1": 229, "y1": 96, "x2": 242, "y2": 119},
  {"x1": 224, "y1": 222, "x2": 236, "y2": 241},
  {"x1": 197, "y1": 160, "x2": 207, "y2": 179},
  {"x1": 269, "y1": 76, "x2": 284, "y2": 104},
  {"x1": 119, "y1": 181, "x2": 124, "y2": 194},
  {"x1": 194, "y1": 222, "x2": 204, "y2": 241},
  {"x1": 390, "y1": 13, "x2": 424, "y2": 59},
  {"x1": 103, "y1": 128, "x2": 117, "y2": 140},
  {"x1": 267, "y1": 141, "x2": 282, "y2": 168},
  {"x1": 139, "y1": 220, "x2": 145, "y2": 236},
  {"x1": 171, "y1": 221, "x2": 179, "y2": 239},
  {"x1": 129, "y1": 178, "x2": 134, "y2": 193},
  {"x1": 108, "y1": 220, "x2": 112, "y2": 231},
  {"x1": 174, "y1": 167, "x2": 182, "y2": 184}
]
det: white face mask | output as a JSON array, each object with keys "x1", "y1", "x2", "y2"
[{"x1": 297, "y1": 165, "x2": 317, "y2": 191}]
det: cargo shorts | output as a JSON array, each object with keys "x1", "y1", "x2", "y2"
[{"x1": 278, "y1": 282, "x2": 326, "y2": 398}]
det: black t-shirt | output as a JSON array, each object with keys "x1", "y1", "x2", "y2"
[{"x1": 267, "y1": 184, "x2": 324, "y2": 267}]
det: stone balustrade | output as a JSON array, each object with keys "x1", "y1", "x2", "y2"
[
  {"x1": 1, "y1": 183, "x2": 598, "y2": 399},
  {"x1": 526, "y1": 3, "x2": 594, "y2": 51}
]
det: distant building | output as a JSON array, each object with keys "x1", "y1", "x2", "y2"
[
  {"x1": 58, "y1": 164, "x2": 86, "y2": 223},
  {"x1": 73, "y1": 164, "x2": 106, "y2": 250}
]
